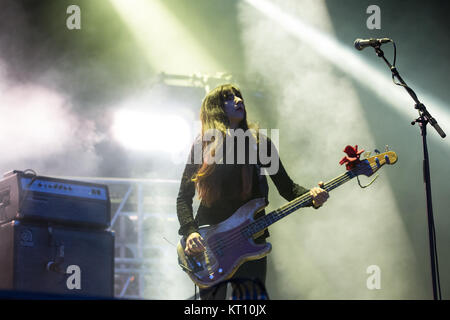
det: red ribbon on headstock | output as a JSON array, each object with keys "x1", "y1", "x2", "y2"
[{"x1": 339, "y1": 145, "x2": 365, "y2": 170}]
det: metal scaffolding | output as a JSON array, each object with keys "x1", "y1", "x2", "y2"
[{"x1": 64, "y1": 176, "x2": 189, "y2": 299}]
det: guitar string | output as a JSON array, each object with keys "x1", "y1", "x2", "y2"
[
  {"x1": 187, "y1": 172, "x2": 351, "y2": 263},
  {"x1": 244, "y1": 172, "x2": 354, "y2": 236},
  {"x1": 188, "y1": 164, "x2": 375, "y2": 266},
  {"x1": 188, "y1": 162, "x2": 380, "y2": 262},
  {"x1": 245, "y1": 161, "x2": 382, "y2": 235},
  {"x1": 188, "y1": 171, "x2": 353, "y2": 260},
  {"x1": 188, "y1": 169, "x2": 358, "y2": 261},
  {"x1": 190, "y1": 169, "x2": 357, "y2": 261}
]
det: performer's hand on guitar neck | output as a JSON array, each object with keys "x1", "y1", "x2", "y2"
[
  {"x1": 310, "y1": 181, "x2": 329, "y2": 209},
  {"x1": 184, "y1": 232, "x2": 206, "y2": 255}
]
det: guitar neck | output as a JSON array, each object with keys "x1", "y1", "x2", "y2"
[{"x1": 243, "y1": 170, "x2": 356, "y2": 237}]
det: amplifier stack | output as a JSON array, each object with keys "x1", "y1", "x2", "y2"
[{"x1": 0, "y1": 170, "x2": 115, "y2": 298}]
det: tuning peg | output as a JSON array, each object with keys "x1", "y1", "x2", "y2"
[
  {"x1": 374, "y1": 149, "x2": 380, "y2": 154},
  {"x1": 363, "y1": 151, "x2": 371, "y2": 159},
  {"x1": 385, "y1": 145, "x2": 390, "y2": 152}
]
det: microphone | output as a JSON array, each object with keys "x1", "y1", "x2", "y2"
[{"x1": 354, "y1": 38, "x2": 391, "y2": 50}]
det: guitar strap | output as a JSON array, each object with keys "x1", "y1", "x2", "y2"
[
  {"x1": 253, "y1": 135, "x2": 271, "y2": 242},
  {"x1": 254, "y1": 163, "x2": 269, "y2": 204},
  {"x1": 255, "y1": 131, "x2": 270, "y2": 204},
  {"x1": 253, "y1": 162, "x2": 270, "y2": 242}
]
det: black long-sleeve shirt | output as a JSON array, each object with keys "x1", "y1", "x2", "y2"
[{"x1": 176, "y1": 134, "x2": 310, "y2": 240}]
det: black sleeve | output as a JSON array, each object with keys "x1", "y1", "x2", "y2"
[
  {"x1": 259, "y1": 134, "x2": 310, "y2": 202},
  {"x1": 270, "y1": 157, "x2": 310, "y2": 202},
  {"x1": 176, "y1": 141, "x2": 201, "y2": 237}
]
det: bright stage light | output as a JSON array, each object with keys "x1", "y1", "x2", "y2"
[
  {"x1": 111, "y1": 109, "x2": 192, "y2": 154},
  {"x1": 109, "y1": 0, "x2": 221, "y2": 74}
]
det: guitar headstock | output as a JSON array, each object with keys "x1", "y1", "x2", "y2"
[{"x1": 352, "y1": 151, "x2": 398, "y2": 177}]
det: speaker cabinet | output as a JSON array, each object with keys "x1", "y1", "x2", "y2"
[{"x1": 0, "y1": 220, "x2": 114, "y2": 298}]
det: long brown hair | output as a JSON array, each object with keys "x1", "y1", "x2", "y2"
[{"x1": 192, "y1": 84, "x2": 258, "y2": 207}]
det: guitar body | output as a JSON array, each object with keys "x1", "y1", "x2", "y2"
[{"x1": 177, "y1": 197, "x2": 272, "y2": 289}]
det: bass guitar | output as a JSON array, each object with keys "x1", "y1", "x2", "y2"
[{"x1": 177, "y1": 147, "x2": 397, "y2": 288}]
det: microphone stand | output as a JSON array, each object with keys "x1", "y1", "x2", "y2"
[{"x1": 372, "y1": 44, "x2": 446, "y2": 300}]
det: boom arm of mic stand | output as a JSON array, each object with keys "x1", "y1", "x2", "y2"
[{"x1": 373, "y1": 46, "x2": 446, "y2": 138}]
